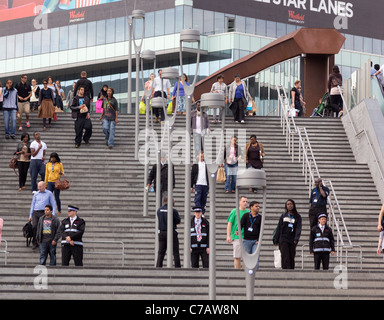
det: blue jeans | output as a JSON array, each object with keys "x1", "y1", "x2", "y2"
[
  {"x1": 3, "y1": 109, "x2": 16, "y2": 136},
  {"x1": 102, "y1": 119, "x2": 116, "y2": 147},
  {"x1": 39, "y1": 240, "x2": 57, "y2": 266},
  {"x1": 224, "y1": 163, "x2": 238, "y2": 192},
  {"x1": 194, "y1": 184, "x2": 209, "y2": 214},
  {"x1": 243, "y1": 240, "x2": 260, "y2": 270},
  {"x1": 47, "y1": 181, "x2": 61, "y2": 212},
  {"x1": 30, "y1": 159, "x2": 45, "y2": 192}
]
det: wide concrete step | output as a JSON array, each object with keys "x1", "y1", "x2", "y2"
[{"x1": 0, "y1": 266, "x2": 384, "y2": 300}]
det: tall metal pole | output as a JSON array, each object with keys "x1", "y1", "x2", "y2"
[
  {"x1": 208, "y1": 173, "x2": 216, "y2": 299},
  {"x1": 141, "y1": 50, "x2": 156, "y2": 217},
  {"x1": 132, "y1": 9, "x2": 145, "y2": 160},
  {"x1": 179, "y1": 29, "x2": 201, "y2": 269},
  {"x1": 159, "y1": 67, "x2": 179, "y2": 269},
  {"x1": 200, "y1": 92, "x2": 225, "y2": 300},
  {"x1": 166, "y1": 122, "x2": 174, "y2": 268},
  {"x1": 150, "y1": 97, "x2": 166, "y2": 267},
  {"x1": 135, "y1": 50, "x2": 140, "y2": 160},
  {"x1": 127, "y1": 18, "x2": 132, "y2": 114}
]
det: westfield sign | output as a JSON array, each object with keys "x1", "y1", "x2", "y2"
[
  {"x1": 69, "y1": 10, "x2": 86, "y2": 22},
  {"x1": 288, "y1": 10, "x2": 305, "y2": 22}
]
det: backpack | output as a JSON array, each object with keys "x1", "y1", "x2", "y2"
[{"x1": 22, "y1": 221, "x2": 33, "y2": 247}]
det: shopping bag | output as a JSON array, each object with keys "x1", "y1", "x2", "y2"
[
  {"x1": 246, "y1": 101, "x2": 253, "y2": 111},
  {"x1": 288, "y1": 107, "x2": 299, "y2": 117},
  {"x1": 167, "y1": 101, "x2": 173, "y2": 115},
  {"x1": 139, "y1": 101, "x2": 146, "y2": 114},
  {"x1": 216, "y1": 167, "x2": 226, "y2": 183},
  {"x1": 274, "y1": 249, "x2": 281, "y2": 269},
  {"x1": 96, "y1": 99, "x2": 103, "y2": 113}
]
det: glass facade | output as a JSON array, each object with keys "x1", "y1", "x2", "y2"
[{"x1": 1, "y1": 3, "x2": 384, "y2": 114}]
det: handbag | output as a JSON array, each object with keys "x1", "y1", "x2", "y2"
[
  {"x1": 96, "y1": 99, "x2": 103, "y2": 113},
  {"x1": 216, "y1": 167, "x2": 226, "y2": 183},
  {"x1": 9, "y1": 156, "x2": 18, "y2": 175},
  {"x1": 55, "y1": 175, "x2": 70, "y2": 190}
]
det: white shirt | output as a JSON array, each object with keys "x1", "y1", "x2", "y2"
[
  {"x1": 70, "y1": 215, "x2": 78, "y2": 226},
  {"x1": 30, "y1": 140, "x2": 47, "y2": 160},
  {"x1": 30, "y1": 86, "x2": 39, "y2": 102},
  {"x1": 153, "y1": 76, "x2": 171, "y2": 93},
  {"x1": 196, "y1": 161, "x2": 207, "y2": 186},
  {"x1": 194, "y1": 114, "x2": 201, "y2": 134},
  {"x1": 195, "y1": 218, "x2": 202, "y2": 241}
]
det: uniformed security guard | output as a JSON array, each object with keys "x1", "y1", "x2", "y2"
[
  {"x1": 155, "y1": 196, "x2": 181, "y2": 268},
  {"x1": 308, "y1": 178, "x2": 330, "y2": 229},
  {"x1": 60, "y1": 205, "x2": 86, "y2": 266},
  {"x1": 190, "y1": 206, "x2": 209, "y2": 268},
  {"x1": 309, "y1": 213, "x2": 335, "y2": 270}
]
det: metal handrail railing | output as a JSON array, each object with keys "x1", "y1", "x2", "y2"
[
  {"x1": 300, "y1": 243, "x2": 363, "y2": 270},
  {"x1": 277, "y1": 85, "x2": 353, "y2": 250}
]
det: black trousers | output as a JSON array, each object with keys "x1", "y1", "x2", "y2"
[
  {"x1": 61, "y1": 244, "x2": 83, "y2": 266},
  {"x1": 314, "y1": 252, "x2": 330, "y2": 270},
  {"x1": 156, "y1": 230, "x2": 181, "y2": 268},
  {"x1": 153, "y1": 91, "x2": 166, "y2": 121},
  {"x1": 74, "y1": 117, "x2": 92, "y2": 146},
  {"x1": 18, "y1": 161, "x2": 30, "y2": 188},
  {"x1": 32, "y1": 210, "x2": 45, "y2": 246},
  {"x1": 279, "y1": 241, "x2": 297, "y2": 269},
  {"x1": 231, "y1": 98, "x2": 245, "y2": 122},
  {"x1": 191, "y1": 247, "x2": 209, "y2": 268}
]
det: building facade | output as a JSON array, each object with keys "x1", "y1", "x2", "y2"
[{"x1": 1, "y1": 0, "x2": 384, "y2": 114}]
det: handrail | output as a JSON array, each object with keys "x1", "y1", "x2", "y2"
[
  {"x1": 277, "y1": 84, "x2": 353, "y2": 249},
  {"x1": 300, "y1": 243, "x2": 363, "y2": 270},
  {"x1": 339, "y1": 85, "x2": 384, "y2": 185}
]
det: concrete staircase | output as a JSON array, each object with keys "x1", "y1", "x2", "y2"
[
  {"x1": 0, "y1": 266, "x2": 384, "y2": 300},
  {"x1": 0, "y1": 111, "x2": 383, "y2": 299}
]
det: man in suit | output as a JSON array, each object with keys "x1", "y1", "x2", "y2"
[
  {"x1": 147, "y1": 152, "x2": 175, "y2": 205},
  {"x1": 191, "y1": 151, "x2": 209, "y2": 214}
]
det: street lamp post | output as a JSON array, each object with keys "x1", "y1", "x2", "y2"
[
  {"x1": 160, "y1": 67, "x2": 180, "y2": 268},
  {"x1": 127, "y1": 18, "x2": 132, "y2": 114},
  {"x1": 132, "y1": 9, "x2": 145, "y2": 161},
  {"x1": 179, "y1": 29, "x2": 201, "y2": 269},
  {"x1": 200, "y1": 92, "x2": 225, "y2": 300},
  {"x1": 141, "y1": 49, "x2": 156, "y2": 217},
  {"x1": 150, "y1": 97, "x2": 167, "y2": 266},
  {"x1": 235, "y1": 169, "x2": 267, "y2": 300}
]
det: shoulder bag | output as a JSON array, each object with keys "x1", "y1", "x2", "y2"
[{"x1": 55, "y1": 175, "x2": 70, "y2": 190}]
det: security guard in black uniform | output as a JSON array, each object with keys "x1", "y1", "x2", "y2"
[
  {"x1": 60, "y1": 205, "x2": 86, "y2": 266},
  {"x1": 190, "y1": 207, "x2": 209, "y2": 268}
]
